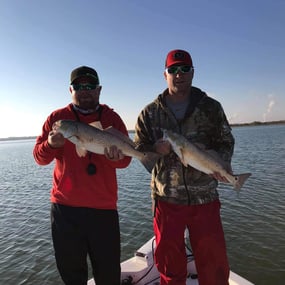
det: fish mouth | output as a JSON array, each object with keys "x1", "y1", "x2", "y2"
[{"x1": 52, "y1": 120, "x2": 62, "y2": 132}]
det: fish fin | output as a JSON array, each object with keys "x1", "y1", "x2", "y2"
[
  {"x1": 206, "y1": 149, "x2": 228, "y2": 166},
  {"x1": 179, "y1": 148, "x2": 189, "y2": 167},
  {"x1": 194, "y1": 142, "x2": 206, "y2": 150},
  {"x1": 75, "y1": 146, "x2": 88, "y2": 157},
  {"x1": 233, "y1": 173, "x2": 252, "y2": 191},
  {"x1": 140, "y1": 151, "x2": 162, "y2": 173},
  {"x1": 162, "y1": 128, "x2": 167, "y2": 139},
  {"x1": 104, "y1": 127, "x2": 136, "y2": 147},
  {"x1": 89, "y1": 121, "x2": 103, "y2": 129}
]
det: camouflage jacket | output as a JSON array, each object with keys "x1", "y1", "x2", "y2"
[{"x1": 134, "y1": 87, "x2": 235, "y2": 205}]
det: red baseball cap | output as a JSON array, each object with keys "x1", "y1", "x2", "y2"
[{"x1": 165, "y1": 49, "x2": 193, "y2": 68}]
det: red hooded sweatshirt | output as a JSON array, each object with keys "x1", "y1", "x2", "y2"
[{"x1": 33, "y1": 103, "x2": 131, "y2": 209}]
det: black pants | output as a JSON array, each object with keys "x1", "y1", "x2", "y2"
[{"x1": 51, "y1": 203, "x2": 121, "y2": 285}]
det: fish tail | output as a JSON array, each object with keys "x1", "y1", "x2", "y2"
[
  {"x1": 140, "y1": 152, "x2": 161, "y2": 173},
  {"x1": 234, "y1": 173, "x2": 252, "y2": 190}
]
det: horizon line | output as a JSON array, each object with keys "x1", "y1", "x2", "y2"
[{"x1": 1, "y1": 120, "x2": 284, "y2": 141}]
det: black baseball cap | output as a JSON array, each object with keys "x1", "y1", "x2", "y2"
[{"x1": 70, "y1": 66, "x2": 100, "y2": 85}]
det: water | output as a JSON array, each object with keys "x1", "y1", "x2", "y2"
[{"x1": 0, "y1": 125, "x2": 285, "y2": 285}]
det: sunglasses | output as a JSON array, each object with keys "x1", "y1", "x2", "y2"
[
  {"x1": 166, "y1": 65, "x2": 193, "y2": 74},
  {"x1": 71, "y1": 84, "x2": 98, "y2": 91}
]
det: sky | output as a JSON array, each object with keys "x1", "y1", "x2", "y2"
[{"x1": 0, "y1": 0, "x2": 284, "y2": 138}]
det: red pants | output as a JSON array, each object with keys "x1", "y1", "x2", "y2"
[{"x1": 153, "y1": 199, "x2": 229, "y2": 285}]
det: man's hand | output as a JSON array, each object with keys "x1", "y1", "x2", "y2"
[
  {"x1": 104, "y1": 145, "x2": 124, "y2": 161},
  {"x1": 206, "y1": 149, "x2": 233, "y2": 183},
  {"x1": 48, "y1": 131, "x2": 65, "y2": 148},
  {"x1": 153, "y1": 138, "x2": 171, "y2": 155}
]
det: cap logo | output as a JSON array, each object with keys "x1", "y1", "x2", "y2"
[
  {"x1": 174, "y1": 52, "x2": 185, "y2": 60},
  {"x1": 85, "y1": 73, "x2": 98, "y2": 79}
]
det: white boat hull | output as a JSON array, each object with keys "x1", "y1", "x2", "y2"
[{"x1": 88, "y1": 236, "x2": 254, "y2": 285}]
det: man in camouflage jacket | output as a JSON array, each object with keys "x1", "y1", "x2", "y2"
[{"x1": 134, "y1": 49, "x2": 235, "y2": 285}]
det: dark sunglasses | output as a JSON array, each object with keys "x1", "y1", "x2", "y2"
[
  {"x1": 166, "y1": 65, "x2": 193, "y2": 74},
  {"x1": 71, "y1": 84, "x2": 98, "y2": 91}
]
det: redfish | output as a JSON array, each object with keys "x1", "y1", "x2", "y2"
[
  {"x1": 53, "y1": 120, "x2": 160, "y2": 173},
  {"x1": 163, "y1": 129, "x2": 251, "y2": 190}
]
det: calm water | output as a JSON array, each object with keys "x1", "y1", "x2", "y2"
[{"x1": 0, "y1": 125, "x2": 285, "y2": 285}]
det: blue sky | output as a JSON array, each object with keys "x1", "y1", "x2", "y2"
[{"x1": 1, "y1": 0, "x2": 284, "y2": 138}]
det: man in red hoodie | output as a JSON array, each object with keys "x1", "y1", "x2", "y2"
[{"x1": 33, "y1": 66, "x2": 131, "y2": 285}]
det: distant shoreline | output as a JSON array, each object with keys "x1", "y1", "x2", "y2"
[
  {"x1": 230, "y1": 119, "x2": 285, "y2": 127},
  {"x1": 1, "y1": 120, "x2": 284, "y2": 141}
]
